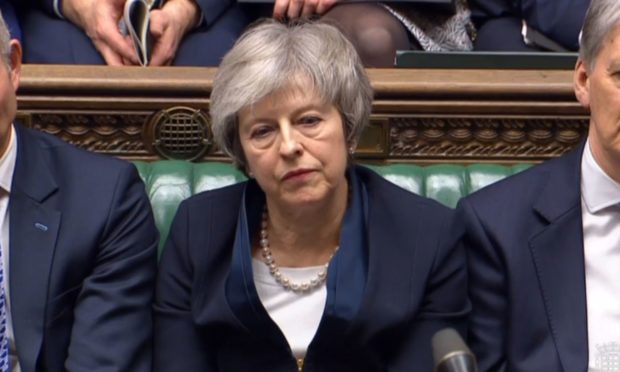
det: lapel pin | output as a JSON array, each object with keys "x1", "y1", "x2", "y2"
[{"x1": 34, "y1": 223, "x2": 48, "y2": 232}]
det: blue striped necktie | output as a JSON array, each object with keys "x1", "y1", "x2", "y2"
[{"x1": 0, "y1": 244, "x2": 9, "y2": 371}]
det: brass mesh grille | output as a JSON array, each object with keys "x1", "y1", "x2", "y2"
[{"x1": 147, "y1": 107, "x2": 212, "y2": 160}]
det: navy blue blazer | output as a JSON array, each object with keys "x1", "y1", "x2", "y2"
[
  {"x1": 17, "y1": 0, "x2": 249, "y2": 66},
  {"x1": 470, "y1": 0, "x2": 589, "y2": 51},
  {"x1": 11, "y1": 123, "x2": 158, "y2": 372},
  {"x1": 155, "y1": 165, "x2": 468, "y2": 371},
  {"x1": 458, "y1": 143, "x2": 587, "y2": 371}
]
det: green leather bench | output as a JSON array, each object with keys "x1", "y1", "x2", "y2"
[{"x1": 132, "y1": 161, "x2": 531, "y2": 254}]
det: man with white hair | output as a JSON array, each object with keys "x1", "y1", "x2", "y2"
[
  {"x1": 0, "y1": 11, "x2": 157, "y2": 372},
  {"x1": 459, "y1": 0, "x2": 620, "y2": 370}
]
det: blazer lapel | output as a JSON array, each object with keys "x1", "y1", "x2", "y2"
[
  {"x1": 529, "y1": 144, "x2": 588, "y2": 371},
  {"x1": 225, "y1": 182, "x2": 289, "y2": 349},
  {"x1": 9, "y1": 125, "x2": 59, "y2": 371}
]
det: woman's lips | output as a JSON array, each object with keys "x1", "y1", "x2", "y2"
[{"x1": 282, "y1": 169, "x2": 315, "y2": 181}]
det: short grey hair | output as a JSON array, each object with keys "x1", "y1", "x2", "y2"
[
  {"x1": 579, "y1": 0, "x2": 620, "y2": 71},
  {"x1": 210, "y1": 19, "x2": 373, "y2": 170},
  {"x1": 0, "y1": 11, "x2": 10, "y2": 67}
]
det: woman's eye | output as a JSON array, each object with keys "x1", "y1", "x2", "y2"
[
  {"x1": 250, "y1": 126, "x2": 273, "y2": 138},
  {"x1": 298, "y1": 116, "x2": 321, "y2": 126}
]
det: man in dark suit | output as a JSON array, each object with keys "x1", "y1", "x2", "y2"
[
  {"x1": 0, "y1": 13, "x2": 158, "y2": 371},
  {"x1": 460, "y1": 1, "x2": 620, "y2": 370},
  {"x1": 470, "y1": 0, "x2": 590, "y2": 51},
  {"x1": 14, "y1": 0, "x2": 249, "y2": 66}
]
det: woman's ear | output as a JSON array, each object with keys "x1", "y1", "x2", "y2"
[{"x1": 347, "y1": 141, "x2": 357, "y2": 155}]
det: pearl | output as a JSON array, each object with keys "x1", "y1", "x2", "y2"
[{"x1": 259, "y1": 206, "x2": 338, "y2": 294}]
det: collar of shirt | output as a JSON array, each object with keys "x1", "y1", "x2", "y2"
[
  {"x1": 581, "y1": 138, "x2": 620, "y2": 214},
  {"x1": 0, "y1": 124, "x2": 17, "y2": 194}
]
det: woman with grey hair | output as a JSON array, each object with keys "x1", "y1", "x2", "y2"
[{"x1": 154, "y1": 19, "x2": 468, "y2": 371}]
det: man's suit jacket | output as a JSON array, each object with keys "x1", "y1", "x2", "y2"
[
  {"x1": 470, "y1": 0, "x2": 589, "y2": 51},
  {"x1": 458, "y1": 143, "x2": 587, "y2": 371},
  {"x1": 11, "y1": 123, "x2": 157, "y2": 371},
  {"x1": 15, "y1": 0, "x2": 249, "y2": 65},
  {"x1": 155, "y1": 165, "x2": 469, "y2": 371}
]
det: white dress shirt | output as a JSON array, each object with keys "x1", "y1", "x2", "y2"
[
  {"x1": 0, "y1": 124, "x2": 19, "y2": 371},
  {"x1": 581, "y1": 140, "x2": 620, "y2": 372},
  {"x1": 252, "y1": 258, "x2": 326, "y2": 359}
]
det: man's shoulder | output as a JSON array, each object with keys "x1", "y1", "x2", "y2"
[
  {"x1": 462, "y1": 150, "x2": 580, "y2": 219},
  {"x1": 467, "y1": 162, "x2": 551, "y2": 204},
  {"x1": 20, "y1": 125, "x2": 134, "y2": 178}
]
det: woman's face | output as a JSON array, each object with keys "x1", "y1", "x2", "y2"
[{"x1": 238, "y1": 84, "x2": 349, "y2": 210}]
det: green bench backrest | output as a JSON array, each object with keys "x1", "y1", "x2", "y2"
[{"x1": 133, "y1": 161, "x2": 531, "y2": 254}]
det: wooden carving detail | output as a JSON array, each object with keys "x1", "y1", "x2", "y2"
[
  {"x1": 27, "y1": 112, "x2": 590, "y2": 162},
  {"x1": 390, "y1": 117, "x2": 589, "y2": 161},
  {"x1": 17, "y1": 66, "x2": 588, "y2": 162},
  {"x1": 31, "y1": 113, "x2": 150, "y2": 157}
]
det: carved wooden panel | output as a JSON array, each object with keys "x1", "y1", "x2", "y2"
[
  {"x1": 388, "y1": 116, "x2": 589, "y2": 162},
  {"x1": 30, "y1": 112, "x2": 150, "y2": 158},
  {"x1": 17, "y1": 65, "x2": 589, "y2": 164}
]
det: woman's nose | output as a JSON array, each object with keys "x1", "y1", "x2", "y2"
[{"x1": 279, "y1": 125, "x2": 303, "y2": 157}]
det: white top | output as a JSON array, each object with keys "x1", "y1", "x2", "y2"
[
  {"x1": 252, "y1": 258, "x2": 326, "y2": 358},
  {"x1": 581, "y1": 140, "x2": 620, "y2": 372},
  {"x1": 0, "y1": 125, "x2": 19, "y2": 371}
]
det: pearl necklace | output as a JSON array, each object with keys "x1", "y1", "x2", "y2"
[{"x1": 259, "y1": 207, "x2": 338, "y2": 294}]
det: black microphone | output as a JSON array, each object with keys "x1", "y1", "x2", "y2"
[{"x1": 432, "y1": 328, "x2": 477, "y2": 372}]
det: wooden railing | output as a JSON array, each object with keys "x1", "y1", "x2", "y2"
[{"x1": 17, "y1": 65, "x2": 588, "y2": 164}]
